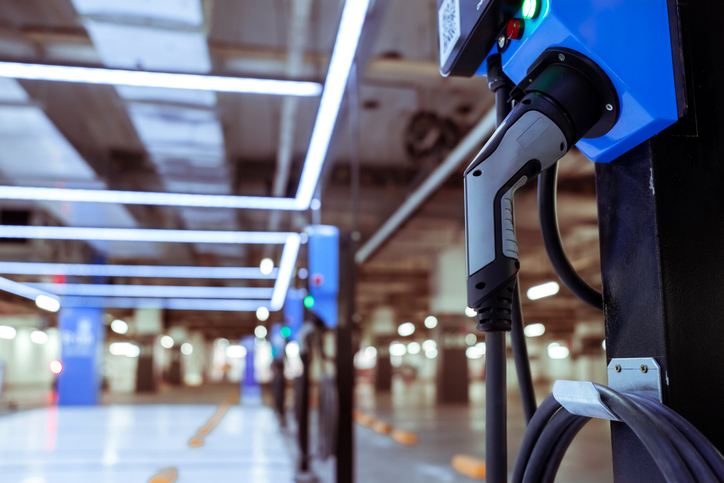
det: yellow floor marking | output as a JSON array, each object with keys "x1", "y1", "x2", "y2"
[
  {"x1": 354, "y1": 413, "x2": 375, "y2": 427},
  {"x1": 451, "y1": 454, "x2": 486, "y2": 479},
  {"x1": 372, "y1": 421, "x2": 392, "y2": 434},
  {"x1": 187, "y1": 392, "x2": 235, "y2": 448},
  {"x1": 148, "y1": 467, "x2": 178, "y2": 483},
  {"x1": 390, "y1": 429, "x2": 418, "y2": 445}
]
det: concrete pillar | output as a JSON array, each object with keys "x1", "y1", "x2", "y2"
[
  {"x1": 370, "y1": 306, "x2": 395, "y2": 392},
  {"x1": 57, "y1": 307, "x2": 104, "y2": 405},
  {"x1": 431, "y1": 245, "x2": 471, "y2": 404},
  {"x1": 133, "y1": 308, "x2": 163, "y2": 393},
  {"x1": 436, "y1": 317, "x2": 469, "y2": 404}
]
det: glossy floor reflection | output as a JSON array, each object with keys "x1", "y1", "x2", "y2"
[
  {"x1": 0, "y1": 403, "x2": 294, "y2": 483},
  {"x1": 344, "y1": 379, "x2": 613, "y2": 483}
]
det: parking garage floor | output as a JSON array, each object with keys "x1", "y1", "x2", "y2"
[{"x1": 0, "y1": 381, "x2": 613, "y2": 483}]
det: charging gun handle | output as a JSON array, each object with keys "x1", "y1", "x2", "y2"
[{"x1": 465, "y1": 92, "x2": 573, "y2": 331}]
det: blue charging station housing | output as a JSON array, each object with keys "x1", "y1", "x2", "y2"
[
  {"x1": 307, "y1": 225, "x2": 339, "y2": 328},
  {"x1": 475, "y1": 0, "x2": 683, "y2": 163},
  {"x1": 284, "y1": 288, "x2": 305, "y2": 341}
]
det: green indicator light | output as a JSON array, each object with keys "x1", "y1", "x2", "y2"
[
  {"x1": 281, "y1": 326, "x2": 291, "y2": 338},
  {"x1": 304, "y1": 295, "x2": 315, "y2": 308},
  {"x1": 522, "y1": 0, "x2": 540, "y2": 19}
]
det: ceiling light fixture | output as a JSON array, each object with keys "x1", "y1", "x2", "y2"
[
  {"x1": 28, "y1": 283, "x2": 274, "y2": 299},
  {"x1": 0, "y1": 186, "x2": 301, "y2": 210},
  {"x1": 62, "y1": 297, "x2": 270, "y2": 311},
  {"x1": 0, "y1": 61, "x2": 322, "y2": 97},
  {"x1": 294, "y1": 0, "x2": 371, "y2": 209},
  {"x1": 0, "y1": 262, "x2": 277, "y2": 279},
  {"x1": 0, "y1": 225, "x2": 294, "y2": 244},
  {"x1": 2, "y1": 233, "x2": 300, "y2": 312}
]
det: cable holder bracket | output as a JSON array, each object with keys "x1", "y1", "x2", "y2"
[
  {"x1": 607, "y1": 357, "x2": 663, "y2": 403},
  {"x1": 552, "y1": 380, "x2": 619, "y2": 421},
  {"x1": 553, "y1": 357, "x2": 663, "y2": 421}
]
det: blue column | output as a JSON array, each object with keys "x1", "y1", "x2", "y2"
[
  {"x1": 241, "y1": 336, "x2": 260, "y2": 403},
  {"x1": 57, "y1": 307, "x2": 104, "y2": 405}
]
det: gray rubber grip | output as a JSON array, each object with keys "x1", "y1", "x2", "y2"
[{"x1": 465, "y1": 111, "x2": 568, "y2": 276}]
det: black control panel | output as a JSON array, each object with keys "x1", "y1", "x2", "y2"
[{"x1": 437, "y1": 0, "x2": 523, "y2": 77}]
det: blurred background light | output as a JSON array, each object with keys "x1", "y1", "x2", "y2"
[
  {"x1": 49, "y1": 360, "x2": 63, "y2": 375},
  {"x1": 30, "y1": 330, "x2": 48, "y2": 344},
  {"x1": 110, "y1": 319, "x2": 129, "y2": 335},
  {"x1": 466, "y1": 346, "x2": 484, "y2": 359},
  {"x1": 422, "y1": 340, "x2": 437, "y2": 352},
  {"x1": 548, "y1": 342, "x2": 570, "y2": 360},
  {"x1": 259, "y1": 258, "x2": 274, "y2": 275},
  {"x1": 389, "y1": 342, "x2": 407, "y2": 357},
  {"x1": 110, "y1": 342, "x2": 140, "y2": 358},
  {"x1": 35, "y1": 295, "x2": 60, "y2": 312},
  {"x1": 527, "y1": 282, "x2": 560, "y2": 300},
  {"x1": 254, "y1": 325, "x2": 268, "y2": 338},
  {"x1": 0, "y1": 326, "x2": 17, "y2": 340},
  {"x1": 285, "y1": 341, "x2": 300, "y2": 358},
  {"x1": 398, "y1": 322, "x2": 415, "y2": 337},
  {"x1": 256, "y1": 308, "x2": 270, "y2": 323},
  {"x1": 225, "y1": 345, "x2": 247, "y2": 359},
  {"x1": 407, "y1": 342, "x2": 421, "y2": 355},
  {"x1": 524, "y1": 323, "x2": 546, "y2": 337},
  {"x1": 424, "y1": 315, "x2": 438, "y2": 329}
]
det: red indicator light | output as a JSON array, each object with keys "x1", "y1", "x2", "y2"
[
  {"x1": 506, "y1": 19, "x2": 525, "y2": 40},
  {"x1": 50, "y1": 360, "x2": 63, "y2": 375}
]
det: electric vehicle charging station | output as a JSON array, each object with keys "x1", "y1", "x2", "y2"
[
  {"x1": 439, "y1": 0, "x2": 724, "y2": 482},
  {"x1": 289, "y1": 225, "x2": 354, "y2": 483}
]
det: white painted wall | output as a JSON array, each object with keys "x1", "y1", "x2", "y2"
[{"x1": 0, "y1": 316, "x2": 60, "y2": 388}]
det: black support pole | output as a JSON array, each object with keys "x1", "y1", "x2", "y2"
[
  {"x1": 297, "y1": 351, "x2": 312, "y2": 475},
  {"x1": 336, "y1": 233, "x2": 356, "y2": 483},
  {"x1": 595, "y1": 2, "x2": 724, "y2": 480}
]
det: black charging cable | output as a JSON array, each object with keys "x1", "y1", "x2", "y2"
[
  {"x1": 538, "y1": 162, "x2": 603, "y2": 310},
  {"x1": 512, "y1": 386, "x2": 724, "y2": 483}
]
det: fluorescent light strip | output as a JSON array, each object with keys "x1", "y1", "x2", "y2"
[
  {"x1": 294, "y1": 0, "x2": 371, "y2": 208},
  {"x1": 0, "y1": 262, "x2": 277, "y2": 279},
  {"x1": 0, "y1": 275, "x2": 56, "y2": 301},
  {"x1": 0, "y1": 186, "x2": 301, "y2": 210},
  {"x1": 26, "y1": 283, "x2": 273, "y2": 299},
  {"x1": 270, "y1": 234, "x2": 301, "y2": 311},
  {"x1": 61, "y1": 297, "x2": 269, "y2": 311},
  {"x1": 0, "y1": 61, "x2": 322, "y2": 97},
  {"x1": 0, "y1": 226, "x2": 294, "y2": 244}
]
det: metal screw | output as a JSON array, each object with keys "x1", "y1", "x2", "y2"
[
  {"x1": 640, "y1": 364, "x2": 648, "y2": 373},
  {"x1": 558, "y1": 53, "x2": 566, "y2": 62},
  {"x1": 614, "y1": 364, "x2": 622, "y2": 373},
  {"x1": 605, "y1": 103, "x2": 614, "y2": 111}
]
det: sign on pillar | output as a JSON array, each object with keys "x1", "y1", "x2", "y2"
[
  {"x1": 307, "y1": 225, "x2": 339, "y2": 328},
  {"x1": 57, "y1": 307, "x2": 104, "y2": 405}
]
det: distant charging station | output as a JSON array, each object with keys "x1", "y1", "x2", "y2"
[{"x1": 306, "y1": 225, "x2": 339, "y2": 328}]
